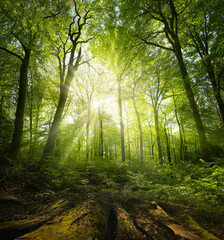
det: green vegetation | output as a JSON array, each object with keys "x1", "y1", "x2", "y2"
[{"x1": 0, "y1": 0, "x2": 224, "y2": 239}]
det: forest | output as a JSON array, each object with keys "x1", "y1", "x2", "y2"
[{"x1": 0, "y1": 0, "x2": 224, "y2": 239}]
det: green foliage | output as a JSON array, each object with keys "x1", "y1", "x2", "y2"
[
  {"x1": 17, "y1": 159, "x2": 223, "y2": 216},
  {"x1": 0, "y1": 2, "x2": 224, "y2": 232},
  {"x1": 120, "y1": 162, "x2": 224, "y2": 215}
]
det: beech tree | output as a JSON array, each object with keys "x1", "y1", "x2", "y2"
[
  {"x1": 0, "y1": 0, "x2": 60, "y2": 161},
  {"x1": 185, "y1": 0, "x2": 224, "y2": 124},
  {"x1": 119, "y1": 0, "x2": 211, "y2": 161},
  {"x1": 41, "y1": 0, "x2": 93, "y2": 162}
]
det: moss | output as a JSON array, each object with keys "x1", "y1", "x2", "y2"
[
  {"x1": 44, "y1": 199, "x2": 69, "y2": 212},
  {"x1": 0, "y1": 199, "x2": 69, "y2": 240},
  {"x1": 184, "y1": 214, "x2": 219, "y2": 240},
  {"x1": 0, "y1": 218, "x2": 44, "y2": 230},
  {"x1": 0, "y1": 221, "x2": 19, "y2": 229},
  {"x1": 116, "y1": 207, "x2": 141, "y2": 240},
  {"x1": 17, "y1": 199, "x2": 108, "y2": 240},
  {"x1": 149, "y1": 201, "x2": 170, "y2": 222}
]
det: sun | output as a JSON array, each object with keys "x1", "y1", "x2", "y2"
[{"x1": 92, "y1": 95, "x2": 118, "y2": 117}]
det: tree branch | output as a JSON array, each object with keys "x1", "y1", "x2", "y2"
[
  {"x1": 77, "y1": 36, "x2": 95, "y2": 45},
  {"x1": 11, "y1": 30, "x2": 27, "y2": 51},
  {"x1": 73, "y1": 47, "x2": 82, "y2": 70},
  {"x1": 136, "y1": 36, "x2": 174, "y2": 52},
  {"x1": 43, "y1": 12, "x2": 61, "y2": 20},
  {"x1": 0, "y1": 47, "x2": 23, "y2": 61}
]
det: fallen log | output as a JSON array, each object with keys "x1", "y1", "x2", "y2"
[{"x1": 0, "y1": 199, "x2": 69, "y2": 240}]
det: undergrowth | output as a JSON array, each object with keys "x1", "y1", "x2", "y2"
[{"x1": 8, "y1": 158, "x2": 224, "y2": 219}]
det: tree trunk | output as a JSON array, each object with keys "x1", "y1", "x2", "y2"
[
  {"x1": 118, "y1": 80, "x2": 126, "y2": 163},
  {"x1": 0, "y1": 96, "x2": 4, "y2": 128},
  {"x1": 132, "y1": 96, "x2": 143, "y2": 165},
  {"x1": 0, "y1": 96, "x2": 4, "y2": 138},
  {"x1": 180, "y1": 119, "x2": 189, "y2": 162},
  {"x1": 7, "y1": 49, "x2": 31, "y2": 161},
  {"x1": 98, "y1": 108, "x2": 103, "y2": 158},
  {"x1": 206, "y1": 62, "x2": 224, "y2": 124},
  {"x1": 86, "y1": 104, "x2": 90, "y2": 161},
  {"x1": 164, "y1": 127, "x2": 172, "y2": 166},
  {"x1": 154, "y1": 107, "x2": 163, "y2": 164},
  {"x1": 41, "y1": 64, "x2": 75, "y2": 162},
  {"x1": 127, "y1": 127, "x2": 131, "y2": 163},
  {"x1": 171, "y1": 133, "x2": 177, "y2": 165},
  {"x1": 28, "y1": 82, "x2": 33, "y2": 153},
  {"x1": 174, "y1": 41, "x2": 210, "y2": 161},
  {"x1": 173, "y1": 95, "x2": 183, "y2": 161}
]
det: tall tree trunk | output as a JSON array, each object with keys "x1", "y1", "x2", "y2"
[
  {"x1": 127, "y1": 125, "x2": 131, "y2": 163},
  {"x1": 28, "y1": 81, "x2": 33, "y2": 153},
  {"x1": 206, "y1": 62, "x2": 224, "y2": 123},
  {"x1": 0, "y1": 96, "x2": 4, "y2": 126},
  {"x1": 94, "y1": 123, "x2": 98, "y2": 157},
  {"x1": 34, "y1": 100, "x2": 41, "y2": 144},
  {"x1": 180, "y1": 118, "x2": 189, "y2": 161},
  {"x1": 78, "y1": 137, "x2": 81, "y2": 162},
  {"x1": 41, "y1": 3, "x2": 90, "y2": 162},
  {"x1": 154, "y1": 107, "x2": 163, "y2": 164},
  {"x1": 164, "y1": 127, "x2": 172, "y2": 166},
  {"x1": 148, "y1": 124, "x2": 155, "y2": 161},
  {"x1": 0, "y1": 96, "x2": 4, "y2": 153},
  {"x1": 132, "y1": 96, "x2": 143, "y2": 165},
  {"x1": 98, "y1": 108, "x2": 103, "y2": 158},
  {"x1": 0, "y1": 96, "x2": 4, "y2": 135},
  {"x1": 118, "y1": 80, "x2": 126, "y2": 163},
  {"x1": 41, "y1": 63, "x2": 77, "y2": 162},
  {"x1": 174, "y1": 41, "x2": 210, "y2": 161},
  {"x1": 7, "y1": 49, "x2": 31, "y2": 160},
  {"x1": 171, "y1": 133, "x2": 177, "y2": 165},
  {"x1": 173, "y1": 95, "x2": 183, "y2": 161},
  {"x1": 86, "y1": 104, "x2": 90, "y2": 161}
]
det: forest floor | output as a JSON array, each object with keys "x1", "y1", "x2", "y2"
[{"x1": 0, "y1": 161, "x2": 224, "y2": 239}]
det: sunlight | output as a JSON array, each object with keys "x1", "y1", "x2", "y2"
[
  {"x1": 92, "y1": 98, "x2": 102, "y2": 110},
  {"x1": 92, "y1": 95, "x2": 118, "y2": 118}
]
